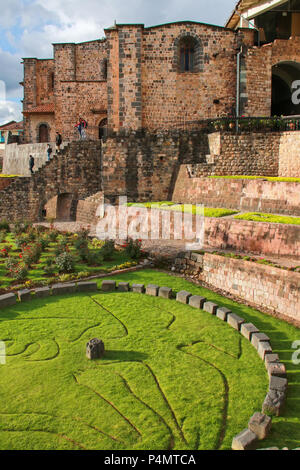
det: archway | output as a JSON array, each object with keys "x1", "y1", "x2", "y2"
[
  {"x1": 98, "y1": 118, "x2": 107, "y2": 140},
  {"x1": 38, "y1": 124, "x2": 49, "y2": 143},
  {"x1": 42, "y1": 194, "x2": 78, "y2": 221},
  {"x1": 272, "y1": 61, "x2": 300, "y2": 116}
]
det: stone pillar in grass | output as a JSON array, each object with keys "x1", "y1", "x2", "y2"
[{"x1": 86, "y1": 338, "x2": 105, "y2": 360}]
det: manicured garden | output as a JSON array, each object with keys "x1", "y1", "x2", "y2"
[
  {"x1": 0, "y1": 221, "x2": 141, "y2": 291},
  {"x1": 0, "y1": 270, "x2": 299, "y2": 450}
]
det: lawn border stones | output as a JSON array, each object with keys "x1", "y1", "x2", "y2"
[
  {"x1": 248, "y1": 413, "x2": 272, "y2": 440},
  {"x1": 251, "y1": 332, "x2": 270, "y2": 350},
  {"x1": 203, "y1": 301, "x2": 218, "y2": 315},
  {"x1": 227, "y1": 313, "x2": 245, "y2": 331},
  {"x1": 176, "y1": 291, "x2": 192, "y2": 304},
  {"x1": 52, "y1": 283, "x2": 77, "y2": 295},
  {"x1": 101, "y1": 280, "x2": 116, "y2": 292},
  {"x1": 216, "y1": 306, "x2": 231, "y2": 321},
  {"x1": 77, "y1": 281, "x2": 98, "y2": 292},
  {"x1": 232, "y1": 429, "x2": 258, "y2": 450},
  {"x1": 146, "y1": 284, "x2": 159, "y2": 296},
  {"x1": 132, "y1": 283, "x2": 145, "y2": 294},
  {"x1": 0, "y1": 292, "x2": 16, "y2": 309},
  {"x1": 241, "y1": 323, "x2": 259, "y2": 341},
  {"x1": 189, "y1": 295, "x2": 206, "y2": 309},
  {"x1": 34, "y1": 287, "x2": 51, "y2": 298},
  {"x1": 118, "y1": 282, "x2": 130, "y2": 292},
  {"x1": 18, "y1": 289, "x2": 32, "y2": 302},
  {"x1": 158, "y1": 287, "x2": 173, "y2": 299}
]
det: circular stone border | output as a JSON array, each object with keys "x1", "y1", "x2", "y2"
[{"x1": 0, "y1": 279, "x2": 289, "y2": 450}]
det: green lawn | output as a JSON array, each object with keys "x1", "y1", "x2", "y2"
[
  {"x1": 234, "y1": 212, "x2": 300, "y2": 225},
  {"x1": 127, "y1": 202, "x2": 238, "y2": 218},
  {"x1": 0, "y1": 270, "x2": 299, "y2": 450}
]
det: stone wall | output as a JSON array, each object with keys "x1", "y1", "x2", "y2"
[
  {"x1": 176, "y1": 252, "x2": 300, "y2": 323},
  {"x1": 0, "y1": 177, "x2": 17, "y2": 191},
  {"x1": 279, "y1": 132, "x2": 300, "y2": 177},
  {"x1": 183, "y1": 132, "x2": 280, "y2": 177},
  {"x1": 173, "y1": 174, "x2": 300, "y2": 216},
  {"x1": 101, "y1": 129, "x2": 212, "y2": 202},
  {"x1": 3, "y1": 142, "x2": 56, "y2": 176},
  {"x1": 0, "y1": 141, "x2": 102, "y2": 222}
]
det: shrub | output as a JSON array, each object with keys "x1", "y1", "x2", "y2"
[
  {"x1": 0, "y1": 245, "x2": 11, "y2": 258},
  {"x1": 91, "y1": 238, "x2": 105, "y2": 249},
  {"x1": 99, "y1": 240, "x2": 115, "y2": 260},
  {"x1": 13, "y1": 263, "x2": 28, "y2": 281},
  {"x1": 15, "y1": 235, "x2": 30, "y2": 250},
  {"x1": 55, "y1": 252, "x2": 75, "y2": 273},
  {"x1": 125, "y1": 238, "x2": 142, "y2": 260},
  {"x1": 5, "y1": 257, "x2": 19, "y2": 275},
  {"x1": 0, "y1": 231, "x2": 7, "y2": 243},
  {"x1": 0, "y1": 220, "x2": 9, "y2": 232},
  {"x1": 48, "y1": 229, "x2": 59, "y2": 242}
]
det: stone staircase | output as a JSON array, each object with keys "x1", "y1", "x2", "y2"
[{"x1": 0, "y1": 140, "x2": 102, "y2": 222}]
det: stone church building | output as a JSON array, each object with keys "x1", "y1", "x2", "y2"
[{"x1": 21, "y1": 0, "x2": 300, "y2": 143}]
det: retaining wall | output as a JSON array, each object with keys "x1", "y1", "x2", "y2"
[
  {"x1": 2, "y1": 142, "x2": 57, "y2": 176},
  {"x1": 172, "y1": 173, "x2": 300, "y2": 216}
]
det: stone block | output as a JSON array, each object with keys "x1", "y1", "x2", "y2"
[
  {"x1": 118, "y1": 282, "x2": 130, "y2": 292},
  {"x1": 251, "y1": 332, "x2": 270, "y2": 350},
  {"x1": 232, "y1": 429, "x2": 257, "y2": 450},
  {"x1": 18, "y1": 289, "x2": 32, "y2": 302},
  {"x1": 34, "y1": 287, "x2": 51, "y2": 298},
  {"x1": 77, "y1": 281, "x2": 98, "y2": 292},
  {"x1": 86, "y1": 338, "x2": 105, "y2": 360},
  {"x1": 216, "y1": 307, "x2": 231, "y2": 321},
  {"x1": 203, "y1": 301, "x2": 218, "y2": 315},
  {"x1": 267, "y1": 363, "x2": 287, "y2": 379},
  {"x1": 227, "y1": 313, "x2": 245, "y2": 331},
  {"x1": 269, "y1": 376, "x2": 288, "y2": 393},
  {"x1": 265, "y1": 354, "x2": 280, "y2": 367},
  {"x1": 101, "y1": 280, "x2": 116, "y2": 292},
  {"x1": 132, "y1": 284, "x2": 145, "y2": 294},
  {"x1": 248, "y1": 412, "x2": 272, "y2": 440},
  {"x1": 159, "y1": 287, "x2": 173, "y2": 299},
  {"x1": 176, "y1": 291, "x2": 192, "y2": 304},
  {"x1": 258, "y1": 341, "x2": 273, "y2": 360},
  {"x1": 241, "y1": 323, "x2": 259, "y2": 341},
  {"x1": 146, "y1": 284, "x2": 159, "y2": 296},
  {"x1": 189, "y1": 295, "x2": 206, "y2": 309},
  {"x1": 0, "y1": 293, "x2": 17, "y2": 309},
  {"x1": 52, "y1": 283, "x2": 76, "y2": 295},
  {"x1": 262, "y1": 390, "x2": 286, "y2": 416}
]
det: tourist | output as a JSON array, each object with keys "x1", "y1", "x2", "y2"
[
  {"x1": 29, "y1": 155, "x2": 35, "y2": 175},
  {"x1": 56, "y1": 132, "x2": 62, "y2": 152},
  {"x1": 47, "y1": 144, "x2": 52, "y2": 161},
  {"x1": 74, "y1": 119, "x2": 82, "y2": 139},
  {"x1": 80, "y1": 118, "x2": 88, "y2": 140}
]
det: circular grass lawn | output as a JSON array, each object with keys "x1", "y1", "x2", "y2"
[{"x1": 0, "y1": 290, "x2": 270, "y2": 450}]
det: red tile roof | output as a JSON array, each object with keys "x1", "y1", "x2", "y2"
[
  {"x1": 23, "y1": 103, "x2": 55, "y2": 114},
  {"x1": 0, "y1": 121, "x2": 23, "y2": 131}
]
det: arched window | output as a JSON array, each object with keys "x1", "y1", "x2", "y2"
[
  {"x1": 49, "y1": 72, "x2": 55, "y2": 91},
  {"x1": 98, "y1": 118, "x2": 107, "y2": 139},
  {"x1": 175, "y1": 34, "x2": 203, "y2": 73},
  {"x1": 100, "y1": 59, "x2": 108, "y2": 80},
  {"x1": 180, "y1": 37, "x2": 195, "y2": 72}
]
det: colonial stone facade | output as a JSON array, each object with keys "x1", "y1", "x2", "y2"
[{"x1": 21, "y1": 1, "x2": 300, "y2": 143}]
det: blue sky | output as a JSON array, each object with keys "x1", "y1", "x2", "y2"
[{"x1": 0, "y1": 0, "x2": 237, "y2": 125}]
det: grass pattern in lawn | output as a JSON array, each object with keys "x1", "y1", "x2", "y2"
[{"x1": 0, "y1": 270, "x2": 299, "y2": 450}]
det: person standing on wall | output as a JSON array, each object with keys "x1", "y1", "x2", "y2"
[
  {"x1": 74, "y1": 119, "x2": 82, "y2": 139},
  {"x1": 29, "y1": 155, "x2": 35, "y2": 175},
  {"x1": 80, "y1": 118, "x2": 88, "y2": 140},
  {"x1": 56, "y1": 132, "x2": 62, "y2": 153},
  {"x1": 47, "y1": 144, "x2": 52, "y2": 162}
]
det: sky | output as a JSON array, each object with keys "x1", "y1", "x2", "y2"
[{"x1": 0, "y1": 0, "x2": 237, "y2": 126}]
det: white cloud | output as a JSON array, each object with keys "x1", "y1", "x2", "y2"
[{"x1": 0, "y1": 100, "x2": 22, "y2": 126}]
